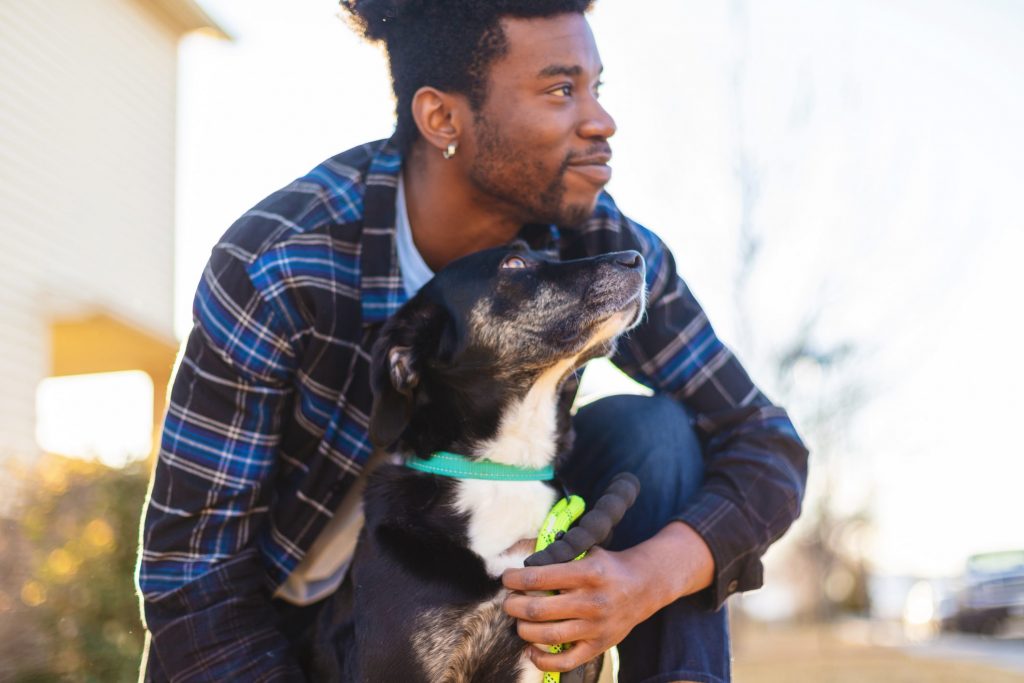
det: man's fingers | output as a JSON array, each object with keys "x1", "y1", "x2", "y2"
[
  {"x1": 502, "y1": 560, "x2": 590, "y2": 592},
  {"x1": 516, "y1": 618, "x2": 590, "y2": 646},
  {"x1": 504, "y1": 592, "x2": 587, "y2": 622},
  {"x1": 528, "y1": 640, "x2": 601, "y2": 673}
]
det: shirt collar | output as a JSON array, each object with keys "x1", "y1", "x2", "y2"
[{"x1": 359, "y1": 139, "x2": 407, "y2": 326}]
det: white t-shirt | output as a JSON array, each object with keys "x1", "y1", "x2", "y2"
[{"x1": 395, "y1": 173, "x2": 434, "y2": 297}]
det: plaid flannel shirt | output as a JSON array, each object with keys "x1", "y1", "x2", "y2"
[{"x1": 137, "y1": 138, "x2": 808, "y2": 681}]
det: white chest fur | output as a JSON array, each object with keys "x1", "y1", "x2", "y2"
[
  {"x1": 454, "y1": 479, "x2": 558, "y2": 577},
  {"x1": 472, "y1": 359, "x2": 574, "y2": 471},
  {"x1": 454, "y1": 359, "x2": 572, "y2": 577}
]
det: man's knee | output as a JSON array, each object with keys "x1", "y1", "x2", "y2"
[
  {"x1": 573, "y1": 394, "x2": 703, "y2": 488},
  {"x1": 565, "y1": 394, "x2": 705, "y2": 549}
]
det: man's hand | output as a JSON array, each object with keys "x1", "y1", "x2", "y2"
[
  {"x1": 503, "y1": 546, "x2": 654, "y2": 672},
  {"x1": 502, "y1": 521, "x2": 715, "y2": 672}
]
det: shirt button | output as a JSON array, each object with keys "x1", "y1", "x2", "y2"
[{"x1": 727, "y1": 579, "x2": 739, "y2": 594}]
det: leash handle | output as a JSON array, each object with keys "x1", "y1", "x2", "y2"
[
  {"x1": 534, "y1": 495, "x2": 586, "y2": 555},
  {"x1": 534, "y1": 495, "x2": 586, "y2": 683}
]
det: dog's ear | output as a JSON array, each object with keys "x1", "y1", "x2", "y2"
[
  {"x1": 368, "y1": 296, "x2": 444, "y2": 449},
  {"x1": 385, "y1": 345, "x2": 419, "y2": 394},
  {"x1": 369, "y1": 338, "x2": 419, "y2": 449}
]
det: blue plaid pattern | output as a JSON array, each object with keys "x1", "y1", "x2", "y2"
[{"x1": 137, "y1": 138, "x2": 808, "y2": 681}]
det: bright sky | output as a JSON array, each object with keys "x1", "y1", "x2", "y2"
[{"x1": 175, "y1": 0, "x2": 1023, "y2": 578}]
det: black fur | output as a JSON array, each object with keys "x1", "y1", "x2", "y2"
[{"x1": 311, "y1": 243, "x2": 645, "y2": 682}]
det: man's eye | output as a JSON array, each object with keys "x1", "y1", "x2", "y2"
[
  {"x1": 501, "y1": 255, "x2": 529, "y2": 269},
  {"x1": 551, "y1": 84, "x2": 573, "y2": 97}
]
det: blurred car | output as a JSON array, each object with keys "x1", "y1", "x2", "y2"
[{"x1": 942, "y1": 550, "x2": 1024, "y2": 635}]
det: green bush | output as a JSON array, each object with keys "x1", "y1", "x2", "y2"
[{"x1": 7, "y1": 456, "x2": 149, "y2": 683}]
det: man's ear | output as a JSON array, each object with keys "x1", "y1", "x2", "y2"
[{"x1": 410, "y1": 86, "x2": 469, "y2": 156}]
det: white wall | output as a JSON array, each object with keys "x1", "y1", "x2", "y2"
[{"x1": 0, "y1": 0, "x2": 180, "y2": 459}]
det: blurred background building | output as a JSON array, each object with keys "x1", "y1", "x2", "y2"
[
  {"x1": 0, "y1": 1, "x2": 225, "y2": 677},
  {"x1": 0, "y1": 0, "x2": 226, "y2": 486}
]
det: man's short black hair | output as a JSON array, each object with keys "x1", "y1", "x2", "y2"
[{"x1": 340, "y1": 0, "x2": 596, "y2": 153}]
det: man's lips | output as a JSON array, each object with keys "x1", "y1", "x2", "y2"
[{"x1": 567, "y1": 156, "x2": 612, "y2": 185}]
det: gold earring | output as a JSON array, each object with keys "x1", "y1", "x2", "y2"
[{"x1": 442, "y1": 141, "x2": 458, "y2": 159}]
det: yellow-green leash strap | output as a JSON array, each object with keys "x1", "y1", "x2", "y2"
[{"x1": 533, "y1": 495, "x2": 586, "y2": 683}]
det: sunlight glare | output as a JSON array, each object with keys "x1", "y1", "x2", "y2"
[{"x1": 35, "y1": 370, "x2": 154, "y2": 469}]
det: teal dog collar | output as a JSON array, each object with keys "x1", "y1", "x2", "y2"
[{"x1": 405, "y1": 450, "x2": 555, "y2": 482}]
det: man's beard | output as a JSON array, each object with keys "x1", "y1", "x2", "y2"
[{"x1": 467, "y1": 114, "x2": 593, "y2": 228}]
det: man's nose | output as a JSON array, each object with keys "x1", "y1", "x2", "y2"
[{"x1": 579, "y1": 96, "x2": 617, "y2": 140}]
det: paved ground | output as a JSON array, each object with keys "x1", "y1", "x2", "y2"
[
  {"x1": 732, "y1": 621, "x2": 1024, "y2": 683},
  {"x1": 905, "y1": 633, "x2": 1024, "y2": 675}
]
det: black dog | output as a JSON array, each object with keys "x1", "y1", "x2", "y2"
[{"x1": 311, "y1": 241, "x2": 645, "y2": 682}]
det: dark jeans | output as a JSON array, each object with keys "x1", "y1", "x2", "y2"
[
  {"x1": 559, "y1": 394, "x2": 729, "y2": 683},
  {"x1": 276, "y1": 394, "x2": 729, "y2": 683}
]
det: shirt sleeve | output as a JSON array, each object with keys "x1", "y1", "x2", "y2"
[
  {"x1": 136, "y1": 245, "x2": 305, "y2": 681},
  {"x1": 607, "y1": 214, "x2": 809, "y2": 611}
]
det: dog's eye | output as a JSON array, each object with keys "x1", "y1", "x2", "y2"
[{"x1": 501, "y1": 255, "x2": 529, "y2": 270}]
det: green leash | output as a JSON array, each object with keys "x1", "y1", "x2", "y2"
[{"x1": 534, "y1": 495, "x2": 587, "y2": 683}]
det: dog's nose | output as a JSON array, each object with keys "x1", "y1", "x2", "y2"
[{"x1": 615, "y1": 251, "x2": 643, "y2": 269}]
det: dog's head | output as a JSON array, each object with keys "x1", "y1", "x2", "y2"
[{"x1": 369, "y1": 241, "x2": 646, "y2": 460}]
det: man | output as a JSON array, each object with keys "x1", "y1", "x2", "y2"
[{"x1": 137, "y1": 2, "x2": 808, "y2": 682}]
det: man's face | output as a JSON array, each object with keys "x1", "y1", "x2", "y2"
[{"x1": 462, "y1": 13, "x2": 617, "y2": 227}]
